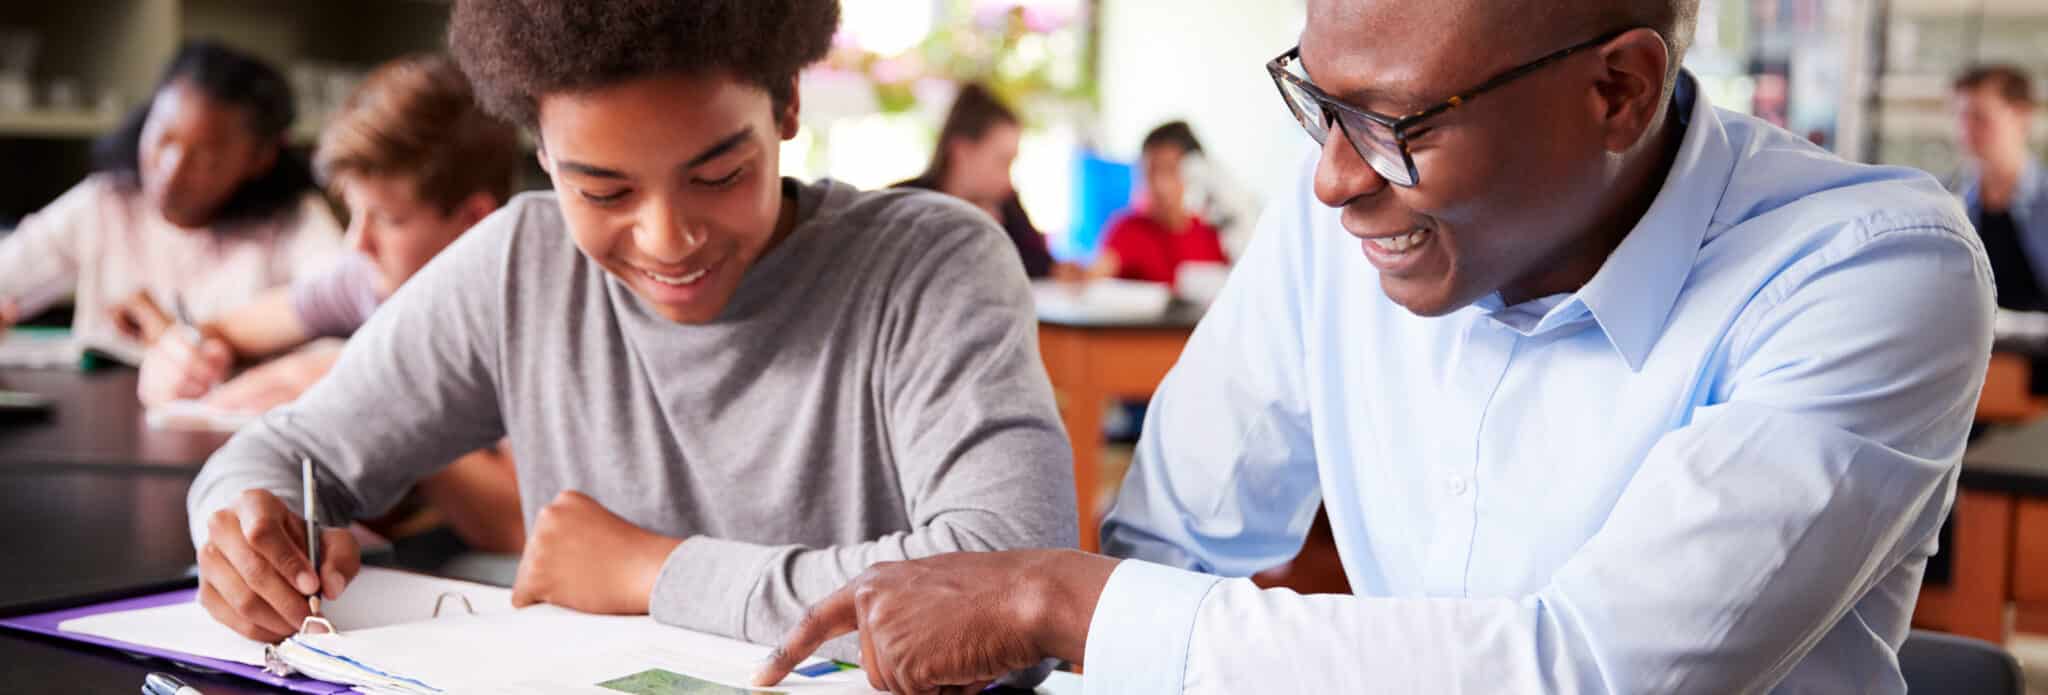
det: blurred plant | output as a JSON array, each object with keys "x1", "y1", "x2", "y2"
[{"x1": 823, "y1": 0, "x2": 1095, "y2": 120}]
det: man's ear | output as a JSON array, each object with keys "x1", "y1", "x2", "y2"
[
  {"x1": 778, "y1": 77, "x2": 803, "y2": 141},
  {"x1": 535, "y1": 140, "x2": 554, "y2": 177},
  {"x1": 1590, "y1": 27, "x2": 1671, "y2": 154}
]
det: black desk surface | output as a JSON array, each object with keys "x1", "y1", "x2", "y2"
[
  {"x1": 0, "y1": 367, "x2": 266, "y2": 692},
  {"x1": 0, "y1": 467, "x2": 281, "y2": 694},
  {"x1": 1961, "y1": 418, "x2": 2048, "y2": 496},
  {"x1": 0, "y1": 368, "x2": 231, "y2": 470}
]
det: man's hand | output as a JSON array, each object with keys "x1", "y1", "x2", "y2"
[
  {"x1": 197, "y1": 489, "x2": 362, "y2": 642},
  {"x1": 511, "y1": 490, "x2": 682, "y2": 615},
  {"x1": 138, "y1": 330, "x2": 233, "y2": 406},
  {"x1": 753, "y1": 549, "x2": 1120, "y2": 695}
]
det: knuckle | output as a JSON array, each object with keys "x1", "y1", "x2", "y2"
[
  {"x1": 207, "y1": 509, "x2": 237, "y2": 534},
  {"x1": 244, "y1": 520, "x2": 281, "y2": 546},
  {"x1": 236, "y1": 488, "x2": 274, "y2": 509}
]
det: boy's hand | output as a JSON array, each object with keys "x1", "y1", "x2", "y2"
[
  {"x1": 511, "y1": 490, "x2": 682, "y2": 615},
  {"x1": 204, "y1": 344, "x2": 342, "y2": 413},
  {"x1": 107, "y1": 290, "x2": 173, "y2": 343},
  {"x1": 196, "y1": 489, "x2": 362, "y2": 642},
  {"x1": 138, "y1": 331, "x2": 233, "y2": 406}
]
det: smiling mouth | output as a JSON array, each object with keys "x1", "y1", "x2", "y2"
[
  {"x1": 639, "y1": 267, "x2": 710, "y2": 286},
  {"x1": 1365, "y1": 227, "x2": 1434, "y2": 255}
]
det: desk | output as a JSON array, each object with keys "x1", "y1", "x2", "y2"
[
  {"x1": 0, "y1": 467, "x2": 282, "y2": 694},
  {"x1": 0, "y1": 367, "x2": 230, "y2": 469},
  {"x1": 1915, "y1": 419, "x2": 2048, "y2": 643},
  {"x1": 0, "y1": 368, "x2": 260, "y2": 690},
  {"x1": 0, "y1": 472, "x2": 1085, "y2": 694},
  {"x1": 1037, "y1": 304, "x2": 1201, "y2": 552}
]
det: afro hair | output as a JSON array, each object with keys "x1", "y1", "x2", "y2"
[{"x1": 449, "y1": 0, "x2": 840, "y2": 127}]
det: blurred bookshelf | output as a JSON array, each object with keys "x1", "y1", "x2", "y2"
[
  {"x1": 0, "y1": 0, "x2": 462, "y2": 221},
  {"x1": 1868, "y1": 0, "x2": 2048, "y2": 178}
]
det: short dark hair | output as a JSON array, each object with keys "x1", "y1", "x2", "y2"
[
  {"x1": 1956, "y1": 64, "x2": 2036, "y2": 107},
  {"x1": 918, "y1": 83, "x2": 1020, "y2": 184},
  {"x1": 92, "y1": 39, "x2": 316, "y2": 227},
  {"x1": 1141, "y1": 121, "x2": 1203, "y2": 157},
  {"x1": 448, "y1": 0, "x2": 841, "y2": 128}
]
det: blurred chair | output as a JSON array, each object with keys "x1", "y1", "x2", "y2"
[
  {"x1": 1978, "y1": 353, "x2": 2046, "y2": 423},
  {"x1": 1899, "y1": 629, "x2": 2025, "y2": 695}
]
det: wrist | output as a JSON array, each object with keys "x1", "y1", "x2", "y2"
[
  {"x1": 631, "y1": 533, "x2": 686, "y2": 611},
  {"x1": 1019, "y1": 549, "x2": 1120, "y2": 665}
]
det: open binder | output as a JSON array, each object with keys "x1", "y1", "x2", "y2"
[{"x1": 1, "y1": 566, "x2": 872, "y2": 694}]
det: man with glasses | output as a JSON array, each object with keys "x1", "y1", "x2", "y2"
[{"x1": 757, "y1": 1, "x2": 1994, "y2": 692}]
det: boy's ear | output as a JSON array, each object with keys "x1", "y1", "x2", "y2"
[
  {"x1": 777, "y1": 77, "x2": 802, "y2": 141},
  {"x1": 455, "y1": 191, "x2": 500, "y2": 229}
]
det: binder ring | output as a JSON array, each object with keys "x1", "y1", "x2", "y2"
[{"x1": 433, "y1": 592, "x2": 476, "y2": 618}]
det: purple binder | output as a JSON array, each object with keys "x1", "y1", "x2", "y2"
[{"x1": 0, "y1": 587, "x2": 353, "y2": 694}]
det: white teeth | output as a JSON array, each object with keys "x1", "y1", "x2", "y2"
[
  {"x1": 643, "y1": 268, "x2": 709, "y2": 286},
  {"x1": 1369, "y1": 228, "x2": 1431, "y2": 253}
]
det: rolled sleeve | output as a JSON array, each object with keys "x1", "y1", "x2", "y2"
[
  {"x1": 650, "y1": 536, "x2": 783, "y2": 641},
  {"x1": 1081, "y1": 559, "x2": 1223, "y2": 695}
]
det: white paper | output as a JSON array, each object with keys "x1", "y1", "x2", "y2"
[
  {"x1": 61, "y1": 600, "x2": 270, "y2": 666},
  {"x1": 54, "y1": 567, "x2": 1080, "y2": 695},
  {"x1": 279, "y1": 605, "x2": 872, "y2": 694},
  {"x1": 144, "y1": 399, "x2": 260, "y2": 432},
  {"x1": 57, "y1": 567, "x2": 514, "y2": 667},
  {"x1": 1032, "y1": 279, "x2": 1172, "y2": 324},
  {"x1": 0, "y1": 328, "x2": 80, "y2": 369}
]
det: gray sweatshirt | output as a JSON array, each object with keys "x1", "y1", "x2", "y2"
[{"x1": 186, "y1": 179, "x2": 1079, "y2": 656}]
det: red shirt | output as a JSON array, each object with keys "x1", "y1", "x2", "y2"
[{"x1": 1101, "y1": 212, "x2": 1228, "y2": 286}]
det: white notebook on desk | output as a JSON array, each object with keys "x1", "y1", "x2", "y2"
[{"x1": 60, "y1": 567, "x2": 875, "y2": 694}]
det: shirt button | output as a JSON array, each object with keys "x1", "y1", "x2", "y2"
[{"x1": 1446, "y1": 475, "x2": 1470, "y2": 496}]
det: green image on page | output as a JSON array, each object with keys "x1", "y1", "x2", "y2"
[{"x1": 597, "y1": 668, "x2": 788, "y2": 695}]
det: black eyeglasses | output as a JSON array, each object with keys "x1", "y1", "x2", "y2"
[{"x1": 1268, "y1": 28, "x2": 1639, "y2": 187}]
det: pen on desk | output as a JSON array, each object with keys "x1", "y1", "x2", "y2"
[
  {"x1": 302, "y1": 455, "x2": 322, "y2": 616},
  {"x1": 169, "y1": 293, "x2": 203, "y2": 345},
  {"x1": 144, "y1": 671, "x2": 206, "y2": 695}
]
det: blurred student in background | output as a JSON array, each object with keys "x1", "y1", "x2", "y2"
[
  {"x1": 1952, "y1": 64, "x2": 2046, "y2": 312},
  {"x1": 141, "y1": 53, "x2": 526, "y2": 555},
  {"x1": 896, "y1": 83, "x2": 1054, "y2": 278},
  {"x1": 1066, "y1": 121, "x2": 1229, "y2": 288},
  {"x1": 138, "y1": 54, "x2": 517, "y2": 413},
  {"x1": 0, "y1": 40, "x2": 340, "y2": 349}
]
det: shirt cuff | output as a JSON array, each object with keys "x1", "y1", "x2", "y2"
[
  {"x1": 1082, "y1": 559, "x2": 1223, "y2": 695},
  {"x1": 649, "y1": 536, "x2": 778, "y2": 639}
]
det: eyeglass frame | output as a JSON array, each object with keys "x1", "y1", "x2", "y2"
[{"x1": 1266, "y1": 27, "x2": 1645, "y2": 187}]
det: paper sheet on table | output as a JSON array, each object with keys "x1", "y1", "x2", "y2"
[
  {"x1": 275, "y1": 605, "x2": 872, "y2": 694},
  {"x1": 57, "y1": 567, "x2": 516, "y2": 667},
  {"x1": 145, "y1": 398, "x2": 261, "y2": 432},
  {"x1": 0, "y1": 326, "x2": 80, "y2": 369},
  {"x1": 1031, "y1": 278, "x2": 1172, "y2": 324}
]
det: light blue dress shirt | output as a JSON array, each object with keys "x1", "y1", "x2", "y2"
[{"x1": 1084, "y1": 75, "x2": 1995, "y2": 693}]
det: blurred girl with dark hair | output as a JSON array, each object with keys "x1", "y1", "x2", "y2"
[{"x1": 0, "y1": 40, "x2": 341, "y2": 350}]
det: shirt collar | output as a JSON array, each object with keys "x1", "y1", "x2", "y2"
[
  {"x1": 1479, "y1": 71, "x2": 1735, "y2": 371},
  {"x1": 1956, "y1": 160, "x2": 2043, "y2": 211}
]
